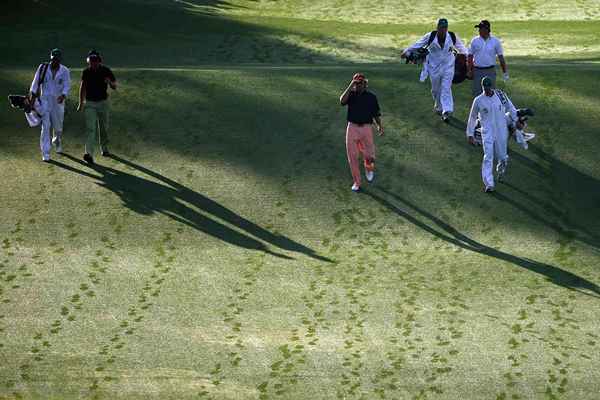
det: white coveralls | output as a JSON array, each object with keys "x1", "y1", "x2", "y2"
[
  {"x1": 466, "y1": 89, "x2": 517, "y2": 189},
  {"x1": 30, "y1": 63, "x2": 71, "y2": 160},
  {"x1": 406, "y1": 32, "x2": 467, "y2": 114}
]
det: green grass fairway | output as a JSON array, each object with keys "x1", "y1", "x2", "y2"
[{"x1": 1, "y1": 1, "x2": 600, "y2": 399}]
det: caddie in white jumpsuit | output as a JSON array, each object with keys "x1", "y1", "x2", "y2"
[
  {"x1": 30, "y1": 48, "x2": 71, "y2": 161},
  {"x1": 402, "y1": 18, "x2": 467, "y2": 122},
  {"x1": 466, "y1": 76, "x2": 517, "y2": 192}
]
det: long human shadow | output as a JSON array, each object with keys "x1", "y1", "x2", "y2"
[
  {"x1": 497, "y1": 144, "x2": 600, "y2": 251},
  {"x1": 364, "y1": 186, "x2": 600, "y2": 297},
  {"x1": 51, "y1": 154, "x2": 330, "y2": 262},
  {"x1": 442, "y1": 110, "x2": 600, "y2": 251},
  {"x1": 107, "y1": 154, "x2": 332, "y2": 263}
]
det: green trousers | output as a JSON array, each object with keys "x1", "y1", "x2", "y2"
[{"x1": 84, "y1": 100, "x2": 110, "y2": 156}]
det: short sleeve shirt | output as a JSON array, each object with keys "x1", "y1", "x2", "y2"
[
  {"x1": 468, "y1": 36, "x2": 504, "y2": 67},
  {"x1": 346, "y1": 91, "x2": 381, "y2": 124},
  {"x1": 81, "y1": 65, "x2": 116, "y2": 101}
]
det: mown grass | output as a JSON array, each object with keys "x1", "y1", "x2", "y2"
[{"x1": 1, "y1": 1, "x2": 600, "y2": 399}]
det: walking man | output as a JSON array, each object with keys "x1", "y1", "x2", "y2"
[
  {"x1": 401, "y1": 18, "x2": 467, "y2": 122},
  {"x1": 29, "y1": 48, "x2": 71, "y2": 161},
  {"x1": 467, "y1": 20, "x2": 509, "y2": 96},
  {"x1": 466, "y1": 77, "x2": 518, "y2": 192},
  {"x1": 340, "y1": 73, "x2": 384, "y2": 192},
  {"x1": 77, "y1": 50, "x2": 117, "y2": 164}
]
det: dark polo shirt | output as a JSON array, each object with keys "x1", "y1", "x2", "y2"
[
  {"x1": 81, "y1": 65, "x2": 116, "y2": 101},
  {"x1": 345, "y1": 90, "x2": 381, "y2": 124}
]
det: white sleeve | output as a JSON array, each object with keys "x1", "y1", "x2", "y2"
[
  {"x1": 30, "y1": 64, "x2": 42, "y2": 94},
  {"x1": 454, "y1": 35, "x2": 468, "y2": 54},
  {"x1": 466, "y1": 98, "x2": 480, "y2": 137},
  {"x1": 504, "y1": 93, "x2": 518, "y2": 121},
  {"x1": 467, "y1": 37, "x2": 477, "y2": 55},
  {"x1": 62, "y1": 67, "x2": 71, "y2": 97},
  {"x1": 496, "y1": 38, "x2": 504, "y2": 56},
  {"x1": 405, "y1": 33, "x2": 432, "y2": 54}
]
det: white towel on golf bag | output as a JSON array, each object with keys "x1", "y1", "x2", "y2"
[
  {"x1": 514, "y1": 129, "x2": 536, "y2": 149},
  {"x1": 24, "y1": 99, "x2": 46, "y2": 127}
]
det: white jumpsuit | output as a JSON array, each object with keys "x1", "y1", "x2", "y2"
[
  {"x1": 406, "y1": 32, "x2": 467, "y2": 114},
  {"x1": 466, "y1": 89, "x2": 517, "y2": 188},
  {"x1": 30, "y1": 63, "x2": 71, "y2": 159}
]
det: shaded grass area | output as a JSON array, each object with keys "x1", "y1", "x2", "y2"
[
  {"x1": 1, "y1": 65, "x2": 600, "y2": 398},
  {"x1": 2, "y1": 0, "x2": 600, "y2": 67}
]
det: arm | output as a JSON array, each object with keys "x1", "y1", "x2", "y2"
[
  {"x1": 29, "y1": 64, "x2": 42, "y2": 97},
  {"x1": 77, "y1": 80, "x2": 86, "y2": 112},
  {"x1": 401, "y1": 33, "x2": 431, "y2": 58},
  {"x1": 466, "y1": 99, "x2": 479, "y2": 144},
  {"x1": 496, "y1": 40, "x2": 508, "y2": 76},
  {"x1": 372, "y1": 97, "x2": 383, "y2": 135},
  {"x1": 340, "y1": 80, "x2": 355, "y2": 105},
  {"x1": 105, "y1": 68, "x2": 117, "y2": 90},
  {"x1": 504, "y1": 93, "x2": 518, "y2": 121},
  {"x1": 454, "y1": 35, "x2": 468, "y2": 55},
  {"x1": 498, "y1": 55, "x2": 507, "y2": 74},
  {"x1": 466, "y1": 38, "x2": 476, "y2": 77},
  {"x1": 373, "y1": 116, "x2": 384, "y2": 136},
  {"x1": 106, "y1": 78, "x2": 117, "y2": 90},
  {"x1": 58, "y1": 67, "x2": 71, "y2": 104}
]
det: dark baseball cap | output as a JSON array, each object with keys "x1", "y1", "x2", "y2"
[
  {"x1": 437, "y1": 18, "x2": 448, "y2": 28},
  {"x1": 50, "y1": 48, "x2": 62, "y2": 60},
  {"x1": 87, "y1": 49, "x2": 101, "y2": 60},
  {"x1": 475, "y1": 20, "x2": 491, "y2": 30},
  {"x1": 481, "y1": 76, "x2": 494, "y2": 88}
]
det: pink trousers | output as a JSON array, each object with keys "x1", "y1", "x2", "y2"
[{"x1": 346, "y1": 122, "x2": 375, "y2": 186}]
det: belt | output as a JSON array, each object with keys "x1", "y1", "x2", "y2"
[
  {"x1": 474, "y1": 65, "x2": 495, "y2": 70},
  {"x1": 349, "y1": 122, "x2": 370, "y2": 127}
]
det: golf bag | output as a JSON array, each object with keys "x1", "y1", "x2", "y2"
[
  {"x1": 474, "y1": 107, "x2": 536, "y2": 149},
  {"x1": 405, "y1": 31, "x2": 466, "y2": 84},
  {"x1": 7, "y1": 62, "x2": 49, "y2": 127}
]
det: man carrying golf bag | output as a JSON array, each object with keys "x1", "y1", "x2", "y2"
[{"x1": 29, "y1": 48, "x2": 71, "y2": 161}]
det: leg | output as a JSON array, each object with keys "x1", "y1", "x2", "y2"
[
  {"x1": 39, "y1": 113, "x2": 51, "y2": 161},
  {"x1": 440, "y1": 68, "x2": 455, "y2": 114},
  {"x1": 84, "y1": 102, "x2": 99, "y2": 157},
  {"x1": 481, "y1": 133, "x2": 495, "y2": 189},
  {"x1": 97, "y1": 100, "x2": 110, "y2": 154},
  {"x1": 50, "y1": 101, "x2": 65, "y2": 152},
  {"x1": 346, "y1": 123, "x2": 361, "y2": 187},
  {"x1": 472, "y1": 68, "x2": 484, "y2": 97},
  {"x1": 487, "y1": 69, "x2": 497, "y2": 89},
  {"x1": 495, "y1": 128, "x2": 509, "y2": 180},
  {"x1": 430, "y1": 74, "x2": 442, "y2": 112},
  {"x1": 359, "y1": 125, "x2": 376, "y2": 172}
]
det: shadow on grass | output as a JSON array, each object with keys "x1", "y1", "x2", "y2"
[
  {"x1": 497, "y1": 144, "x2": 600, "y2": 251},
  {"x1": 0, "y1": 0, "x2": 343, "y2": 67},
  {"x1": 442, "y1": 106, "x2": 600, "y2": 252},
  {"x1": 48, "y1": 153, "x2": 331, "y2": 262},
  {"x1": 365, "y1": 186, "x2": 600, "y2": 297}
]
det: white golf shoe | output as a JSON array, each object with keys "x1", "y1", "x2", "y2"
[{"x1": 366, "y1": 170, "x2": 374, "y2": 183}]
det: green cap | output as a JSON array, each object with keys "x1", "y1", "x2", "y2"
[
  {"x1": 50, "y1": 48, "x2": 62, "y2": 60},
  {"x1": 437, "y1": 18, "x2": 448, "y2": 28},
  {"x1": 481, "y1": 76, "x2": 494, "y2": 88}
]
